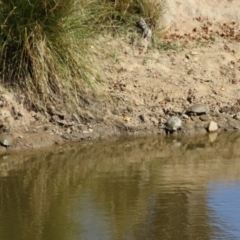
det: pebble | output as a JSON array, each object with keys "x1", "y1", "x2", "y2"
[
  {"x1": 66, "y1": 128, "x2": 71, "y2": 134},
  {"x1": 150, "y1": 117, "x2": 158, "y2": 126},
  {"x1": 139, "y1": 114, "x2": 145, "y2": 122},
  {"x1": 199, "y1": 115, "x2": 210, "y2": 122},
  {"x1": 190, "y1": 116, "x2": 200, "y2": 122},
  {"x1": 208, "y1": 121, "x2": 218, "y2": 132},
  {"x1": 227, "y1": 118, "x2": 240, "y2": 129},
  {"x1": 182, "y1": 114, "x2": 189, "y2": 119},
  {"x1": 234, "y1": 113, "x2": 240, "y2": 120},
  {"x1": 185, "y1": 119, "x2": 195, "y2": 129},
  {"x1": 190, "y1": 51, "x2": 198, "y2": 55}
]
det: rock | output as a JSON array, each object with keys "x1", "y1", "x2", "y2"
[
  {"x1": 234, "y1": 113, "x2": 240, "y2": 120},
  {"x1": 139, "y1": 114, "x2": 145, "y2": 122},
  {"x1": 150, "y1": 117, "x2": 158, "y2": 126},
  {"x1": 18, "y1": 111, "x2": 24, "y2": 117},
  {"x1": 127, "y1": 107, "x2": 133, "y2": 113},
  {"x1": 227, "y1": 118, "x2": 240, "y2": 129},
  {"x1": 111, "y1": 109, "x2": 119, "y2": 115},
  {"x1": 182, "y1": 114, "x2": 189, "y2": 119},
  {"x1": 199, "y1": 115, "x2": 211, "y2": 122},
  {"x1": 190, "y1": 51, "x2": 198, "y2": 55},
  {"x1": 184, "y1": 119, "x2": 195, "y2": 130},
  {"x1": 66, "y1": 128, "x2": 71, "y2": 134},
  {"x1": 216, "y1": 115, "x2": 228, "y2": 129},
  {"x1": 208, "y1": 121, "x2": 218, "y2": 132},
  {"x1": 190, "y1": 116, "x2": 201, "y2": 123}
]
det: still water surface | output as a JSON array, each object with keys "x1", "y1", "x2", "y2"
[{"x1": 0, "y1": 132, "x2": 240, "y2": 240}]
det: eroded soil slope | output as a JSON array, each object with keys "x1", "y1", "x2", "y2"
[{"x1": 1, "y1": 0, "x2": 240, "y2": 152}]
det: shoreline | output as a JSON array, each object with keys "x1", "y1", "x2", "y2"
[{"x1": 1, "y1": 0, "x2": 240, "y2": 153}]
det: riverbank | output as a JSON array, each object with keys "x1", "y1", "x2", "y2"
[{"x1": 1, "y1": 0, "x2": 240, "y2": 152}]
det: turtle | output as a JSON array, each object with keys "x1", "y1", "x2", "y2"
[
  {"x1": 0, "y1": 134, "x2": 13, "y2": 150},
  {"x1": 185, "y1": 103, "x2": 207, "y2": 115},
  {"x1": 165, "y1": 116, "x2": 182, "y2": 132}
]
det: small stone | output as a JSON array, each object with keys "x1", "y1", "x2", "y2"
[
  {"x1": 111, "y1": 109, "x2": 119, "y2": 115},
  {"x1": 227, "y1": 118, "x2": 240, "y2": 129},
  {"x1": 66, "y1": 128, "x2": 71, "y2": 134},
  {"x1": 18, "y1": 111, "x2": 24, "y2": 117},
  {"x1": 139, "y1": 114, "x2": 145, "y2": 122},
  {"x1": 190, "y1": 51, "x2": 198, "y2": 55},
  {"x1": 44, "y1": 126, "x2": 49, "y2": 131},
  {"x1": 182, "y1": 114, "x2": 189, "y2": 119},
  {"x1": 234, "y1": 113, "x2": 240, "y2": 120},
  {"x1": 217, "y1": 120, "x2": 227, "y2": 129},
  {"x1": 127, "y1": 107, "x2": 133, "y2": 113},
  {"x1": 150, "y1": 117, "x2": 158, "y2": 126},
  {"x1": 184, "y1": 119, "x2": 195, "y2": 130},
  {"x1": 88, "y1": 128, "x2": 93, "y2": 133},
  {"x1": 199, "y1": 115, "x2": 211, "y2": 122},
  {"x1": 190, "y1": 116, "x2": 200, "y2": 122},
  {"x1": 208, "y1": 121, "x2": 218, "y2": 132},
  {"x1": 62, "y1": 135, "x2": 70, "y2": 140},
  {"x1": 123, "y1": 116, "x2": 131, "y2": 122}
]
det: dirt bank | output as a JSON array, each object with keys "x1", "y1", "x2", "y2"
[{"x1": 1, "y1": 0, "x2": 240, "y2": 152}]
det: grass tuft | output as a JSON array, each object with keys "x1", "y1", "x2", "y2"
[{"x1": 0, "y1": 0, "x2": 165, "y2": 112}]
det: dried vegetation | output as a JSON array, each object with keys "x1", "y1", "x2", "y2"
[{"x1": 0, "y1": 0, "x2": 165, "y2": 112}]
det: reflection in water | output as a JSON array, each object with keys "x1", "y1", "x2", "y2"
[
  {"x1": 208, "y1": 181, "x2": 240, "y2": 240},
  {"x1": 0, "y1": 132, "x2": 240, "y2": 239}
]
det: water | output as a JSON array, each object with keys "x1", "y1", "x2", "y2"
[{"x1": 0, "y1": 132, "x2": 240, "y2": 240}]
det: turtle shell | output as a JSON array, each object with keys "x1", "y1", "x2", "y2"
[
  {"x1": 165, "y1": 116, "x2": 182, "y2": 131},
  {"x1": 186, "y1": 103, "x2": 207, "y2": 114},
  {"x1": 0, "y1": 134, "x2": 13, "y2": 148}
]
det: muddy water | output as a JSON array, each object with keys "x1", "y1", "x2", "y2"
[{"x1": 0, "y1": 132, "x2": 240, "y2": 240}]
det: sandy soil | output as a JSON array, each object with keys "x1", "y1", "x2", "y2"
[{"x1": 1, "y1": 0, "x2": 240, "y2": 152}]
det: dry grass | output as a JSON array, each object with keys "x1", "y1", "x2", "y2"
[{"x1": 0, "y1": 0, "x2": 165, "y2": 112}]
